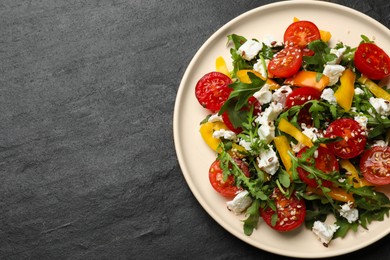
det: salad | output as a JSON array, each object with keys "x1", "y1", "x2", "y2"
[{"x1": 194, "y1": 18, "x2": 390, "y2": 246}]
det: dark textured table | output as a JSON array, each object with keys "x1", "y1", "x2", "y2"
[{"x1": 1, "y1": 0, "x2": 389, "y2": 259}]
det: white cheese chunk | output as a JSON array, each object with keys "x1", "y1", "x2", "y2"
[
  {"x1": 255, "y1": 102, "x2": 283, "y2": 125},
  {"x1": 327, "y1": 46, "x2": 346, "y2": 64},
  {"x1": 354, "y1": 87, "x2": 364, "y2": 95},
  {"x1": 212, "y1": 129, "x2": 236, "y2": 140},
  {"x1": 239, "y1": 139, "x2": 252, "y2": 152},
  {"x1": 354, "y1": 115, "x2": 368, "y2": 131},
  {"x1": 253, "y1": 59, "x2": 270, "y2": 77},
  {"x1": 253, "y1": 84, "x2": 272, "y2": 104},
  {"x1": 312, "y1": 221, "x2": 339, "y2": 246},
  {"x1": 323, "y1": 64, "x2": 345, "y2": 86},
  {"x1": 373, "y1": 140, "x2": 387, "y2": 147},
  {"x1": 369, "y1": 97, "x2": 390, "y2": 116},
  {"x1": 226, "y1": 190, "x2": 253, "y2": 214},
  {"x1": 258, "y1": 122, "x2": 275, "y2": 144},
  {"x1": 237, "y1": 39, "x2": 262, "y2": 61},
  {"x1": 301, "y1": 124, "x2": 323, "y2": 142},
  {"x1": 272, "y1": 85, "x2": 292, "y2": 107},
  {"x1": 321, "y1": 88, "x2": 337, "y2": 105},
  {"x1": 257, "y1": 145, "x2": 280, "y2": 175},
  {"x1": 339, "y1": 202, "x2": 359, "y2": 223},
  {"x1": 208, "y1": 113, "x2": 223, "y2": 123}
]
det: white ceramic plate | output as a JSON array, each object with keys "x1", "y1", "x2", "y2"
[{"x1": 173, "y1": 0, "x2": 390, "y2": 258}]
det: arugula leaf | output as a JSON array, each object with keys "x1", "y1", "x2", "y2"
[
  {"x1": 243, "y1": 199, "x2": 260, "y2": 235},
  {"x1": 334, "y1": 218, "x2": 359, "y2": 238},
  {"x1": 304, "y1": 200, "x2": 332, "y2": 229},
  {"x1": 219, "y1": 72, "x2": 266, "y2": 128},
  {"x1": 278, "y1": 169, "x2": 291, "y2": 188},
  {"x1": 227, "y1": 34, "x2": 247, "y2": 49},
  {"x1": 303, "y1": 40, "x2": 336, "y2": 72}
]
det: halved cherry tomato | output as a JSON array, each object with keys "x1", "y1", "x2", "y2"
[
  {"x1": 195, "y1": 72, "x2": 232, "y2": 112},
  {"x1": 208, "y1": 159, "x2": 250, "y2": 197},
  {"x1": 360, "y1": 146, "x2": 390, "y2": 185},
  {"x1": 297, "y1": 146, "x2": 338, "y2": 188},
  {"x1": 354, "y1": 43, "x2": 390, "y2": 80},
  {"x1": 285, "y1": 87, "x2": 322, "y2": 126},
  {"x1": 324, "y1": 118, "x2": 367, "y2": 159},
  {"x1": 222, "y1": 97, "x2": 261, "y2": 133},
  {"x1": 284, "y1": 21, "x2": 321, "y2": 56},
  {"x1": 268, "y1": 46, "x2": 302, "y2": 78},
  {"x1": 260, "y1": 188, "x2": 306, "y2": 232},
  {"x1": 285, "y1": 87, "x2": 322, "y2": 108}
]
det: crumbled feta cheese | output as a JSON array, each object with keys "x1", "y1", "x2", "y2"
[
  {"x1": 239, "y1": 139, "x2": 252, "y2": 152},
  {"x1": 369, "y1": 97, "x2": 390, "y2": 116},
  {"x1": 373, "y1": 140, "x2": 387, "y2": 147},
  {"x1": 255, "y1": 102, "x2": 283, "y2": 125},
  {"x1": 312, "y1": 221, "x2": 339, "y2": 246},
  {"x1": 354, "y1": 115, "x2": 368, "y2": 131},
  {"x1": 354, "y1": 87, "x2": 364, "y2": 95},
  {"x1": 253, "y1": 59, "x2": 270, "y2": 77},
  {"x1": 213, "y1": 129, "x2": 236, "y2": 140},
  {"x1": 327, "y1": 46, "x2": 346, "y2": 64},
  {"x1": 257, "y1": 145, "x2": 280, "y2": 175},
  {"x1": 321, "y1": 88, "x2": 337, "y2": 105},
  {"x1": 208, "y1": 113, "x2": 223, "y2": 123},
  {"x1": 253, "y1": 84, "x2": 272, "y2": 104},
  {"x1": 323, "y1": 64, "x2": 345, "y2": 86},
  {"x1": 262, "y1": 35, "x2": 279, "y2": 47},
  {"x1": 237, "y1": 39, "x2": 262, "y2": 61},
  {"x1": 258, "y1": 122, "x2": 275, "y2": 144},
  {"x1": 301, "y1": 124, "x2": 323, "y2": 142},
  {"x1": 226, "y1": 190, "x2": 253, "y2": 214},
  {"x1": 291, "y1": 141, "x2": 305, "y2": 153},
  {"x1": 339, "y1": 202, "x2": 359, "y2": 223},
  {"x1": 272, "y1": 85, "x2": 292, "y2": 107}
]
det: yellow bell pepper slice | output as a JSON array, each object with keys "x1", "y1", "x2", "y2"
[
  {"x1": 320, "y1": 30, "x2": 332, "y2": 43},
  {"x1": 229, "y1": 143, "x2": 247, "y2": 158},
  {"x1": 237, "y1": 70, "x2": 280, "y2": 90},
  {"x1": 273, "y1": 135, "x2": 293, "y2": 175},
  {"x1": 307, "y1": 186, "x2": 355, "y2": 203},
  {"x1": 334, "y1": 69, "x2": 356, "y2": 111},
  {"x1": 215, "y1": 56, "x2": 231, "y2": 78},
  {"x1": 293, "y1": 17, "x2": 332, "y2": 42},
  {"x1": 358, "y1": 76, "x2": 390, "y2": 101},
  {"x1": 199, "y1": 121, "x2": 227, "y2": 152},
  {"x1": 284, "y1": 71, "x2": 330, "y2": 91},
  {"x1": 339, "y1": 159, "x2": 372, "y2": 188},
  {"x1": 278, "y1": 118, "x2": 314, "y2": 148}
]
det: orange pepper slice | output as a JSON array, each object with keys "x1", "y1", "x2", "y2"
[
  {"x1": 284, "y1": 71, "x2": 330, "y2": 91},
  {"x1": 307, "y1": 186, "x2": 355, "y2": 203}
]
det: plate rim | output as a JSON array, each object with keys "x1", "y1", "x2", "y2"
[{"x1": 173, "y1": 0, "x2": 390, "y2": 258}]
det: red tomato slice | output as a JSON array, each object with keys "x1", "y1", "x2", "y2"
[
  {"x1": 195, "y1": 72, "x2": 233, "y2": 112},
  {"x1": 284, "y1": 21, "x2": 321, "y2": 56},
  {"x1": 260, "y1": 188, "x2": 306, "y2": 232},
  {"x1": 297, "y1": 146, "x2": 338, "y2": 187},
  {"x1": 268, "y1": 46, "x2": 303, "y2": 78},
  {"x1": 285, "y1": 87, "x2": 322, "y2": 126},
  {"x1": 222, "y1": 112, "x2": 242, "y2": 134},
  {"x1": 208, "y1": 159, "x2": 249, "y2": 197},
  {"x1": 354, "y1": 43, "x2": 390, "y2": 80},
  {"x1": 285, "y1": 87, "x2": 322, "y2": 108},
  {"x1": 360, "y1": 146, "x2": 390, "y2": 185},
  {"x1": 222, "y1": 97, "x2": 261, "y2": 134},
  {"x1": 324, "y1": 118, "x2": 367, "y2": 159}
]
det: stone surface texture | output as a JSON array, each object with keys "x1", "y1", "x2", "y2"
[{"x1": 1, "y1": 0, "x2": 389, "y2": 259}]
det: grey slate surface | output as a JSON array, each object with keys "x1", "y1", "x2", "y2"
[{"x1": 1, "y1": 0, "x2": 389, "y2": 259}]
